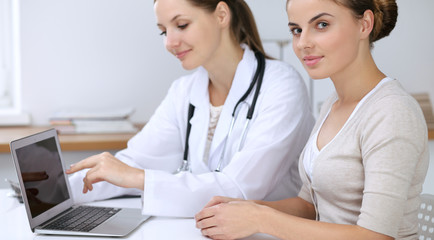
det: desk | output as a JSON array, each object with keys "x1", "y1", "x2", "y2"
[
  {"x1": 0, "y1": 189, "x2": 277, "y2": 240},
  {"x1": 0, "y1": 126, "x2": 138, "y2": 153}
]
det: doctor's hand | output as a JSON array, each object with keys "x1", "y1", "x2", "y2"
[
  {"x1": 195, "y1": 197, "x2": 267, "y2": 240},
  {"x1": 66, "y1": 152, "x2": 144, "y2": 193}
]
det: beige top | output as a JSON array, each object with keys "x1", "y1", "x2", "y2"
[
  {"x1": 298, "y1": 79, "x2": 429, "y2": 239},
  {"x1": 203, "y1": 104, "x2": 223, "y2": 165},
  {"x1": 303, "y1": 78, "x2": 392, "y2": 179}
]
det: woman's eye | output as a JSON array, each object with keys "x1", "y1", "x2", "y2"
[
  {"x1": 159, "y1": 31, "x2": 167, "y2": 36},
  {"x1": 290, "y1": 28, "x2": 302, "y2": 36},
  {"x1": 317, "y1": 22, "x2": 328, "y2": 29},
  {"x1": 178, "y1": 23, "x2": 188, "y2": 30}
]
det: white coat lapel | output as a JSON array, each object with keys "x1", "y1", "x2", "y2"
[
  {"x1": 208, "y1": 46, "x2": 257, "y2": 163},
  {"x1": 188, "y1": 67, "x2": 210, "y2": 169}
]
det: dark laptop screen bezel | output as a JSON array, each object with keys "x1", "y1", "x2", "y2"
[{"x1": 10, "y1": 128, "x2": 74, "y2": 231}]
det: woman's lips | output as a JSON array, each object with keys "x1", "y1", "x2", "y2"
[
  {"x1": 175, "y1": 50, "x2": 191, "y2": 59},
  {"x1": 303, "y1": 56, "x2": 323, "y2": 67}
]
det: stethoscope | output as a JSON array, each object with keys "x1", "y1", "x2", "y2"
[{"x1": 176, "y1": 51, "x2": 265, "y2": 173}]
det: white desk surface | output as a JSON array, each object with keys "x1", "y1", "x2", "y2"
[{"x1": 0, "y1": 189, "x2": 278, "y2": 240}]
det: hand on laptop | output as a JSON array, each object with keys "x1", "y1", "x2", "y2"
[{"x1": 66, "y1": 152, "x2": 144, "y2": 193}]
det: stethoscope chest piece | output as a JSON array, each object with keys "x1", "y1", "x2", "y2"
[{"x1": 176, "y1": 159, "x2": 191, "y2": 173}]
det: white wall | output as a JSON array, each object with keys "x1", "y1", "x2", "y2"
[
  {"x1": 18, "y1": 0, "x2": 434, "y2": 123},
  {"x1": 1, "y1": 0, "x2": 432, "y2": 194},
  {"x1": 19, "y1": 0, "x2": 188, "y2": 125}
]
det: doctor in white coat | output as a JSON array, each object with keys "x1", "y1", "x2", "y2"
[{"x1": 67, "y1": 0, "x2": 314, "y2": 217}]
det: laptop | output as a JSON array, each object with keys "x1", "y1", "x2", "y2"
[{"x1": 9, "y1": 128, "x2": 150, "y2": 237}]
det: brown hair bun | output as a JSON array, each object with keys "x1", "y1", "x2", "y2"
[{"x1": 371, "y1": 0, "x2": 398, "y2": 42}]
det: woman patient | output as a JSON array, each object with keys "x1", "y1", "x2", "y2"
[{"x1": 195, "y1": 0, "x2": 429, "y2": 239}]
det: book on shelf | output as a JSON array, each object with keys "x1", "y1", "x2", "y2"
[
  {"x1": 50, "y1": 107, "x2": 135, "y2": 122},
  {"x1": 52, "y1": 120, "x2": 139, "y2": 134},
  {"x1": 50, "y1": 108, "x2": 139, "y2": 134}
]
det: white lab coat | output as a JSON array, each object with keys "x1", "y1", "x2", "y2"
[{"x1": 69, "y1": 45, "x2": 314, "y2": 217}]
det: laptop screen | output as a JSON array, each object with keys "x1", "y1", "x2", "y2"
[{"x1": 15, "y1": 136, "x2": 70, "y2": 218}]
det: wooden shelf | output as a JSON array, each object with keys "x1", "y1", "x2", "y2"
[
  {"x1": 0, "y1": 126, "x2": 138, "y2": 153},
  {"x1": 1, "y1": 126, "x2": 432, "y2": 154}
]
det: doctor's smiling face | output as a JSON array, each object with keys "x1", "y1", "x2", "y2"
[
  {"x1": 154, "y1": 0, "x2": 226, "y2": 70},
  {"x1": 287, "y1": 0, "x2": 370, "y2": 80}
]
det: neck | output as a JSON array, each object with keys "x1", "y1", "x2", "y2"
[
  {"x1": 206, "y1": 42, "x2": 244, "y2": 106},
  {"x1": 330, "y1": 50, "x2": 385, "y2": 105}
]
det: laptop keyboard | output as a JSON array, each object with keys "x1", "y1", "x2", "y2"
[{"x1": 43, "y1": 206, "x2": 121, "y2": 232}]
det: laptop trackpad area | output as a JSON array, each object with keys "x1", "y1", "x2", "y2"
[{"x1": 91, "y1": 208, "x2": 150, "y2": 236}]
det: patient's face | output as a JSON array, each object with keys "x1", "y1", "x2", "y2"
[{"x1": 287, "y1": 0, "x2": 364, "y2": 80}]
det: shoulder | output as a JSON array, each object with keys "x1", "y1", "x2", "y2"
[
  {"x1": 264, "y1": 59, "x2": 303, "y2": 83},
  {"x1": 262, "y1": 59, "x2": 307, "y2": 94},
  {"x1": 364, "y1": 80, "x2": 423, "y2": 119},
  {"x1": 256, "y1": 59, "x2": 312, "y2": 117},
  {"x1": 360, "y1": 80, "x2": 427, "y2": 145}
]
